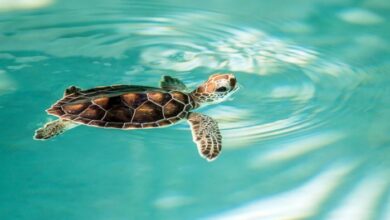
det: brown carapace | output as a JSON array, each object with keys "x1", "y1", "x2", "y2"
[
  {"x1": 47, "y1": 86, "x2": 195, "y2": 129},
  {"x1": 34, "y1": 74, "x2": 238, "y2": 161}
]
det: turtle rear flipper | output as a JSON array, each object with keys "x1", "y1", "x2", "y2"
[
  {"x1": 34, "y1": 119, "x2": 77, "y2": 140},
  {"x1": 64, "y1": 86, "x2": 81, "y2": 96},
  {"x1": 187, "y1": 112, "x2": 222, "y2": 161}
]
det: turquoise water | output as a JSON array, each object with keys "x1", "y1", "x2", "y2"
[{"x1": 1, "y1": 0, "x2": 389, "y2": 219}]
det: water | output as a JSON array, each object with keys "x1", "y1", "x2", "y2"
[{"x1": 0, "y1": 0, "x2": 389, "y2": 219}]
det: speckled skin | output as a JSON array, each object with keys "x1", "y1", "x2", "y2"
[
  {"x1": 191, "y1": 74, "x2": 236, "y2": 103},
  {"x1": 47, "y1": 85, "x2": 196, "y2": 129}
]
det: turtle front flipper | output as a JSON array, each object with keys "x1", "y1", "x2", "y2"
[
  {"x1": 34, "y1": 119, "x2": 77, "y2": 140},
  {"x1": 160, "y1": 75, "x2": 187, "y2": 91},
  {"x1": 187, "y1": 112, "x2": 222, "y2": 161}
]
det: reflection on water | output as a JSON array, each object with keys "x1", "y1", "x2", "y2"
[
  {"x1": 337, "y1": 8, "x2": 384, "y2": 25},
  {"x1": 0, "y1": 0, "x2": 53, "y2": 11},
  {"x1": 212, "y1": 163, "x2": 356, "y2": 219},
  {"x1": 0, "y1": 0, "x2": 389, "y2": 219}
]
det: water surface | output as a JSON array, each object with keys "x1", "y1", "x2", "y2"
[{"x1": 0, "y1": 0, "x2": 389, "y2": 219}]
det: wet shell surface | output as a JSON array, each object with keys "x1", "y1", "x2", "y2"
[{"x1": 47, "y1": 85, "x2": 195, "y2": 129}]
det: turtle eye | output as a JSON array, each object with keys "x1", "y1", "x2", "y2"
[{"x1": 216, "y1": 86, "x2": 227, "y2": 92}]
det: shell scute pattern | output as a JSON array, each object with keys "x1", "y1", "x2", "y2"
[
  {"x1": 157, "y1": 120, "x2": 172, "y2": 127},
  {"x1": 47, "y1": 87, "x2": 193, "y2": 129},
  {"x1": 132, "y1": 101, "x2": 163, "y2": 123},
  {"x1": 104, "y1": 106, "x2": 134, "y2": 122},
  {"x1": 62, "y1": 102, "x2": 90, "y2": 115},
  {"x1": 73, "y1": 117, "x2": 91, "y2": 124},
  {"x1": 88, "y1": 120, "x2": 107, "y2": 127},
  {"x1": 47, "y1": 106, "x2": 63, "y2": 115},
  {"x1": 178, "y1": 111, "x2": 188, "y2": 119},
  {"x1": 171, "y1": 91, "x2": 187, "y2": 104},
  {"x1": 164, "y1": 99, "x2": 184, "y2": 118},
  {"x1": 147, "y1": 92, "x2": 171, "y2": 106},
  {"x1": 80, "y1": 105, "x2": 105, "y2": 119},
  {"x1": 122, "y1": 93, "x2": 148, "y2": 109},
  {"x1": 141, "y1": 122, "x2": 160, "y2": 128},
  {"x1": 106, "y1": 122, "x2": 124, "y2": 128},
  {"x1": 92, "y1": 97, "x2": 110, "y2": 109},
  {"x1": 63, "y1": 114, "x2": 78, "y2": 120},
  {"x1": 124, "y1": 123, "x2": 142, "y2": 129}
]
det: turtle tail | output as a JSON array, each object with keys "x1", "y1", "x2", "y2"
[{"x1": 34, "y1": 119, "x2": 77, "y2": 140}]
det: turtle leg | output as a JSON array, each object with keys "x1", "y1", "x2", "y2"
[
  {"x1": 187, "y1": 112, "x2": 222, "y2": 161},
  {"x1": 34, "y1": 119, "x2": 77, "y2": 140},
  {"x1": 64, "y1": 86, "x2": 81, "y2": 96},
  {"x1": 160, "y1": 75, "x2": 187, "y2": 91}
]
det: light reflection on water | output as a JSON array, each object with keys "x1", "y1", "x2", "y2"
[{"x1": 0, "y1": 1, "x2": 389, "y2": 219}]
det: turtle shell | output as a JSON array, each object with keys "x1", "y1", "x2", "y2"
[{"x1": 47, "y1": 85, "x2": 196, "y2": 129}]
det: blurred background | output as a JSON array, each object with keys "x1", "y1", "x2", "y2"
[{"x1": 0, "y1": 0, "x2": 389, "y2": 219}]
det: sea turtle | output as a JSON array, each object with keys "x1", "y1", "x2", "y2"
[{"x1": 34, "y1": 73, "x2": 238, "y2": 161}]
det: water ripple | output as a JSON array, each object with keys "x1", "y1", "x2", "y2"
[
  {"x1": 0, "y1": 3, "x2": 371, "y2": 155},
  {"x1": 0, "y1": 2, "x2": 387, "y2": 219}
]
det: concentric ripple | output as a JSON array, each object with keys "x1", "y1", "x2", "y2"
[
  {"x1": 1, "y1": 1, "x2": 388, "y2": 220},
  {"x1": 0, "y1": 5, "x2": 365, "y2": 144},
  {"x1": 0, "y1": 0, "x2": 373, "y2": 171}
]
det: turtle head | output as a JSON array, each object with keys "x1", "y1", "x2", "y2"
[{"x1": 191, "y1": 73, "x2": 238, "y2": 106}]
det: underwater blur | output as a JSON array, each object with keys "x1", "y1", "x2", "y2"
[{"x1": 0, "y1": 0, "x2": 389, "y2": 219}]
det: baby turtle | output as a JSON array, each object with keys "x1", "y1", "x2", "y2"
[{"x1": 34, "y1": 74, "x2": 238, "y2": 161}]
